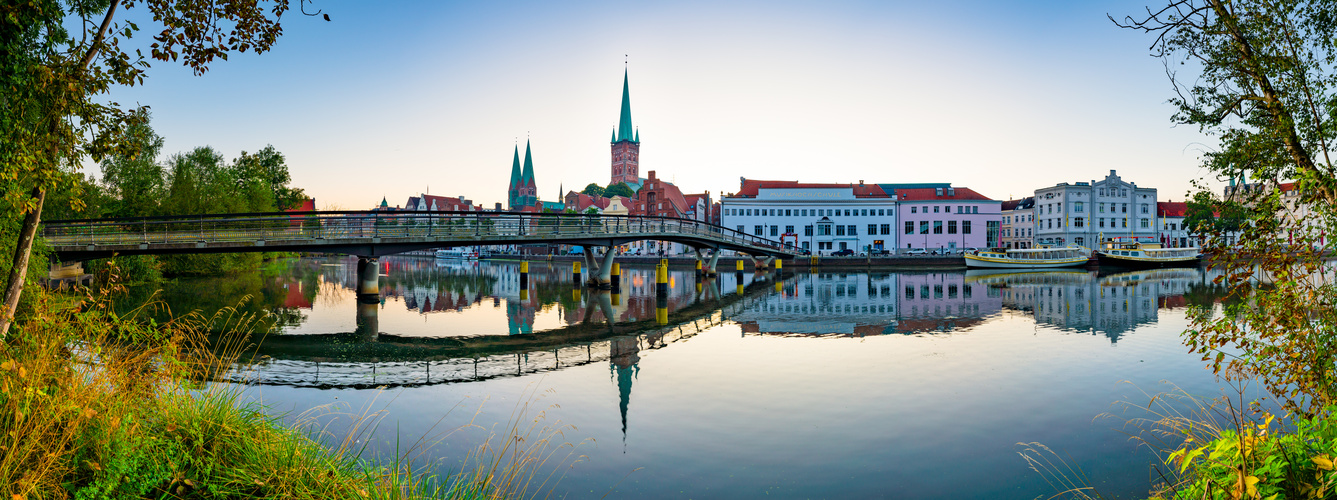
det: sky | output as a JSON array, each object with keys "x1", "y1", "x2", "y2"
[{"x1": 101, "y1": 0, "x2": 1216, "y2": 211}]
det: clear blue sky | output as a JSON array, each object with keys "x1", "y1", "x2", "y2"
[{"x1": 103, "y1": 0, "x2": 1213, "y2": 210}]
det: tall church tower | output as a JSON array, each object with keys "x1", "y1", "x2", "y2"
[{"x1": 610, "y1": 69, "x2": 640, "y2": 186}]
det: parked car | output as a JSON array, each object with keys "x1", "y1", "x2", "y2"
[
  {"x1": 870, "y1": 249, "x2": 891, "y2": 256},
  {"x1": 832, "y1": 249, "x2": 855, "y2": 256},
  {"x1": 904, "y1": 248, "x2": 928, "y2": 255}
]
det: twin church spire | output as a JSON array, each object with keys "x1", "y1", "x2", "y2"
[
  {"x1": 507, "y1": 141, "x2": 537, "y2": 210},
  {"x1": 509, "y1": 66, "x2": 642, "y2": 210}
]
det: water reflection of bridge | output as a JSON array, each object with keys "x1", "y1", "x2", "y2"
[{"x1": 224, "y1": 271, "x2": 781, "y2": 388}]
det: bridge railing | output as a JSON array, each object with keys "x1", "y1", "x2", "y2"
[{"x1": 43, "y1": 211, "x2": 803, "y2": 254}]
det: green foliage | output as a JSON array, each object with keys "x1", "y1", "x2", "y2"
[
  {"x1": 1150, "y1": 406, "x2": 1337, "y2": 499},
  {"x1": 1125, "y1": 0, "x2": 1337, "y2": 417},
  {"x1": 604, "y1": 182, "x2": 634, "y2": 199},
  {"x1": 580, "y1": 183, "x2": 604, "y2": 198},
  {"x1": 99, "y1": 109, "x2": 166, "y2": 218}
]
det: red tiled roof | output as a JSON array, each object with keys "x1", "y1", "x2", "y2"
[
  {"x1": 734, "y1": 179, "x2": 889, "y2": 198},
  {"x1": 1157, "y1": 201, "x2": 1187, "y2": 217},
  {"x1": 285, "y1": 198, "x2": 316, "y2": 212},
  {"x1": 1279, "y1": 182, "x2": 1297, "y2": 192},
  {"x1": 892, "y1": 187, "x2": 992, "y2": 201}
]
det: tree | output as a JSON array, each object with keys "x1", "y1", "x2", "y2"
[
  {"x1": 580, "y1": 183, "x2": 605, "y2": 198},
  {"x1": 605, "y1": 182, "x2": 635, "y2": 199},
  {"x1": 99, "y1": 110, "x2": 166, "y2": 218},
  {"x1": 0, "y1": 0, "x2": 302, "y2": 338},
  {"x1": 1118, "y1": 0, "x2": 1337, "y2": 415}
]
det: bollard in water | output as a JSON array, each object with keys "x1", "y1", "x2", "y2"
[
  {"x1": 520, "y1": 261, "x2": 529, "y2": 289},
  {"x1": 775, "y1": 258, "x2": 783, "y2": 271},
  {"x1": 572, "y1": 261, "x2": 581, "y2": 286},
  {"x1": 656, "y1": 263, "x2": 669, "y2": 296},
  {"x1": 735, "y1": 259, "x2": 744, "y2": 272},
  {"x1": 610, "y1": 262, "x2": 621, "y2": 290},
  {"x1": 611, "y1": 293, "x2": 620, "y2": 306},
  {"x1": 656, "y1": 293, "x2": 668, "y2": 325},
  {"x1": 695, "y1": 259, "x2": 703, "y2": 277}
]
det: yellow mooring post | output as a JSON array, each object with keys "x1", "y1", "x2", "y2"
[
  {"x1": 519, "y1": 261, "x2": 529, "y2": 289},
  {"x1": 656, "y1": 262, "x2": 669, "y2": 296},
  {"x1": 695, "y1": 259, "x2": 703, "y2": 276},
  {"x1": 610, "y1": 262, "x2": 621, "y2": 289},
  {"x1": 736, "y1": 259, "x2": 744, "y2": 272},
  {"x1": 774, "y1": 258, "x2": 783, "y2": 271},
  {"x1": 572, "y1": 261, "x2": 581, "y2": 286}
]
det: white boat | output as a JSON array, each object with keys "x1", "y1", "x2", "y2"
[
  {"x1": 434, "y1": 247, "x2": 479, "y2": 260},
  {"x1": 1095, "y1": 241, "x2": 1199, "y2": 268},
  {"x1": 964, "y1": 246, "x2": 1091, "y2": 269}
]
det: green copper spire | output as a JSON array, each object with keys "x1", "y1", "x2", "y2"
[
  {"x1": 611, "y1": 129, "x2": 617, "y2": 143},
  {"x1": 616, "y1": 68, "x2": 635, "y2": 142},
  {"x1": 522, "y1": 140, "x2": 535, "y2": 185},
  {"x1": 634, "y1": 128, "x2": 639, "y2": 143},
  {"x1": 508, "y1": 145, "x2": 521, "y2": 209}
]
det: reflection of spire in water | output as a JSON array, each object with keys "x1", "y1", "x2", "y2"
[{"x1": 610, "y1": 336, "x2": 640, "y2": 450}]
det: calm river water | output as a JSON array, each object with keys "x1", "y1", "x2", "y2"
[{"x1": 129, "y1": 256, "x2": 1239, "y2": 499}]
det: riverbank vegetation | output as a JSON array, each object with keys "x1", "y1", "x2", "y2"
[
  {"x1": 1109, "y1": 1, "x2": 1337, "y2": 498},
  {"x1": 2, "y1": 279, "x2": 573, "y2": 499}
]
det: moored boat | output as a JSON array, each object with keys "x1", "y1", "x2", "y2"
[
  {"x1": 964, "y1": 246, "x2": 1091, "y2": 269},
  {"x1": 434, "y1": 247, "x2": 479, "y2": 260},
  {"x1": 1095, "y1": 241, "x2": 1198, "y2": 268}
]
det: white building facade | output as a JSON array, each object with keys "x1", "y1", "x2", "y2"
[
  {"x1": 1033, "y1": 170, "x2": 1158, "y2": 248},
  {"x1": 721, "y1": 182, "x2": 898, "y2": 255}
]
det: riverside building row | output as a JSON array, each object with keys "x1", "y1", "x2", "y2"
[{"x1": 720, "y1": 179, "x2": 1002, "y2": 254}]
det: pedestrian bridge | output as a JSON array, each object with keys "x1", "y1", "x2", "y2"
[{"x1": 44, "y1": 210, "x2": 798, "y2": 260}]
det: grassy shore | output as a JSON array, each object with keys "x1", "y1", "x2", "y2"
[{"x1": 1, "y1": 285, "x2": 567, "y2": 499}]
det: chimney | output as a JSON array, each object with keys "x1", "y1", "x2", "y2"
[
  {"x1": 495, "y1": 202, "x2": 502, "y2": 211},
  {"x1": 858, "y1": 180, "x2": 864, "y2": 186}
]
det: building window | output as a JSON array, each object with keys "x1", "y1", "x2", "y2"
[
  {"x1": 802, "y1": 241, "x2": 810, "y2": 251},
  {"x1": 1074, "y1": 237, "x2": 1084, "y2": 246},
  {"x1": 1122, "y1": 218, "x2": 1128, "y2": 228},
  {"x1": 770, "y1": 225, "x2": 778, "y2": 236},
  {"x1": 868, "y1": 224, "x2": 877, "y2": 236},
  {"x1": 905, "y1": 222, "x2": 914, "y2": 234},
  {"x1": 1098, "y1": 204, "x2": 1104, "y2": 213},
  {"x1": 1074, "y1": 217, "x2": 1085, "y2": 228},
  {"x1": 861, "y1": 209, "x2": 868, "y2": 216},
  {"x1": 933, "y1": 221, "x2": 943, "y2": 234},
  {"x1": 1074, "y1": 202, "x2": 1084, "y2": 212},
  {"x1": 963, "y1": 220, "x2": 972, "y2": 234},
  {"x1": 1122, "y1": 203, "x2": 1128, "y2": 213},
  {"x1": 934, "y1": 206, "x2": 940, "y2": 213},
  {"x1": 945, "y1": 206, "x2": 951, "y2": 213},
  {"x1": 818, "y1": 224, "x2": 832, "y2": 236},
  {"x1": 920, "y1": 221, "x2": 929, "y2": 234},
  {"x1": 785, "y1": 209, "x2": 791, "y2": 216},
  {"x1": 881, "y1": 224, "x2": 891, "y2": 235},
  {"x1": 1139, "y1": 219, "x2": 1149, "y2": 228},
  {"x1": 911, "y1": 207, "x2": 917, "y2": 214},
  {"x1": 1140, "y1": 204, "x2": 1148, "y2": 214},
  {"x1": 836, "y1": 225, "x2": 846, "y2": 236},
  {"x1": 785, "y1": 225, "x2": 795, "y2": 234},
  {"x1": 878, "y1": 209, "x2": 885, "y2": 216},
  {"x1": 804, "y1": 225, "x2": 813, "y2": 236},
  {"x1": 754, "y1": 225, "x2": 763, "y2": 235},
  {"x1": 848, "y1": 225, "x2": 857, "y2": 235},
  {"x1": 845, "y1": 209, "x2": 852, "y2": 216},
  {"x1": 948, "y1": 221, "x2": 957, "y2": 234}
]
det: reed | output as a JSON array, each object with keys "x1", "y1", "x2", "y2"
[{"x1": 0, "y1": 273, "x2": 578, "y2": 499}]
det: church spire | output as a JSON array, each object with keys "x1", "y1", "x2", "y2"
[
  {"x1": 521, "y1": 140, "x2": 536, "y2": 206},
  {"x1": 508, "y1": 145, "x2": 521, "y2": 209},
  {"x1": 616, "y1": 68, "x2": 635, "y2": 143}
]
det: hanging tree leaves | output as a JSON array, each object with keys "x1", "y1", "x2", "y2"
[
  {"x1": 1116, "y1": 0, "x2": 1337, "y2": 416},
  {"x1": 0, "y1": 0, "x2": 306, "y2": 339}
]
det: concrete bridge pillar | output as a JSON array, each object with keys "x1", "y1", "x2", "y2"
[
  {"x1": 753, "y1": 256, "x2": 774, "y2": 270},
  {"x1": 597, "y1": 246, "x2": 617, "y2": 289},
  {"x1": 706, "y1": 249, "x2": 722, "y2": 277},
  {"x1": 356, "y1": 257, "x2": 379, "y2": 298}
]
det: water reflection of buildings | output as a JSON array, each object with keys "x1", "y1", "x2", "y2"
[
  {"x1": 974, "y1": 268, "x2": 1207, "y2": 342},
  {"x1": 733, "y1": 272, "x2": 1003, "y2": 336}
]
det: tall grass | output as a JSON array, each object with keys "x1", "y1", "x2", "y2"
[{"x1": 1, "y1": 273, "x2": 581, "y2": 499}]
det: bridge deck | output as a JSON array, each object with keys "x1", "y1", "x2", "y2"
[{"x1": 44, "y1": 211, "x2": 801, "y2": 260}]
